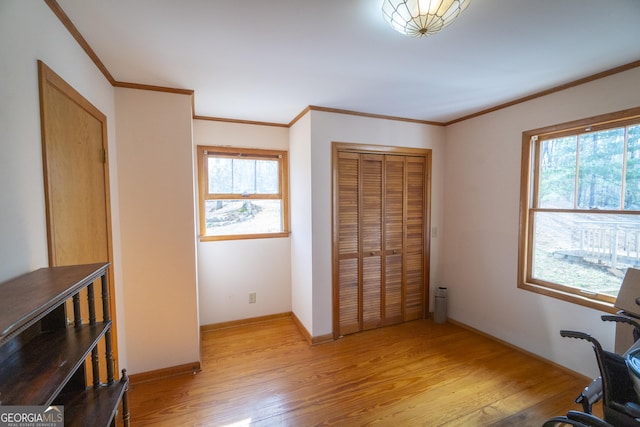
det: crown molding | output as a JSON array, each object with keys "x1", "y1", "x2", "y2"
[
  {"x1": 445, "y1": 59, "x2": 640, "y2": 126},
  {"x1": 193, "y1": 115, "x2": 288, "y2": 128}
]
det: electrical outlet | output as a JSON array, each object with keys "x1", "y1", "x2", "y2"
[{"x1": 249, "y1": 292, "x2": 256, "y2": 304}]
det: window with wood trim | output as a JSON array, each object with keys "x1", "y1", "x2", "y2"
[
  {"x1": 519, "y1": 107, "x2": 640, "y2": 310},
  {"x1": 197, "y1": 146, "x2": 289, "y2": 241}
]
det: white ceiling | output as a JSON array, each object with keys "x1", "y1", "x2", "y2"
[{"x1": 57, "y1": 0, "x2": 640, "y2": 125}]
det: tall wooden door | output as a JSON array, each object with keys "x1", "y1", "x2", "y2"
[
  {"x1": 38, "y1": 61, "x2": 118, "y2": 376},
  {"x1": 405, "y1": 156, "x2": 427, "y2": 321},
  {"x1": 361, "y1": 154, "x2": 383, "y2": 330},
  {"x1": 383, "y1": 155, "x2": 405, "y2": 325},
  {"x1": 336, "y1": 151, "x2": 361, "y2": 335},
  {"x1": 333, "y1": 143, "x2": 430, "y2": 338}
]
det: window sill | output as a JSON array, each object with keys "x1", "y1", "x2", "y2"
[
  {"x1": 199, "y1": 231, "x2": 291, "y2": 242},
  {"x1": 518, "y1": 281, "x2": 617, "y2": 314}
]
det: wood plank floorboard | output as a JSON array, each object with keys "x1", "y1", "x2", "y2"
[{"x1": 126, "y1": 318, "x2": 600, "y2": 426}]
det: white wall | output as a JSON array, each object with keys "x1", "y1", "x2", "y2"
[
  {"x1": 115, "y1": 88, "x2": 199, "y2": 374},
  {"x1": 193, "y1": 120, "x2": 291, "y2": 325},
  {"x1": 289, "y1": 113, "x2": 314, "y2": 331},
  {"x1": 295, "y1": 110, "x2": 446, "y2": 337},
  {"x1": 442, "y1": 67, "x2": 640, "y2": 377},
  {"x1": 0, "y1": 1, "x2": 127, "y2": 367}
]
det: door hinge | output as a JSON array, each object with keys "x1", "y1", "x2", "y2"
[{"x1": 102, "y1": 149, "x2": 107, "y2": 163}]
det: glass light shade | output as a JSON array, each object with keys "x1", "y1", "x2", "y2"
[{"x1": 382, "y1": 0, "x2": 472, "y2": 37}]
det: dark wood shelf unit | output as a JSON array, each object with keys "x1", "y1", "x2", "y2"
[
  {"x1": 0, "y1": 263, "x2": 111, "y2": 344},
  {"x1": 0, "y1": 262, "x2": 129, "y2": 426},
  {"x1": 57, "y1": 378, "x2": 129, "y2": 427},
  {"x1": 0, "y1": 322, "x2": 110, "y2": 405}
]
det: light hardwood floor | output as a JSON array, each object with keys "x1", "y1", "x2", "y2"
[{"x1": 127, "y1": 317, "x2": 599, "y2": 426}]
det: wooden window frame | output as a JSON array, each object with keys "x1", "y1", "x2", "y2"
[
  {"x1": 197, "y1": 145, "x2": 290, "y2": 241},
  {"x1": 518, "y1": 106, "x2": 640, "y2": 312}
]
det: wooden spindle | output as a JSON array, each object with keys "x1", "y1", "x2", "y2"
[
  {"x1": 101, "y1": 272, "x2": 114, "y2": 384},
  {"x1": 87, "y1": 282, "x2": 96, "y2": 325},
  {"x1": 72, "y1": 293, "x2": 81, "y2": 328},
  {"x1": 121, "y1": 369, "x2": 130, "y2": 427},
  {"x1": 91, "y1": 347, "x2": 100, "y2": 388},
  {"x1": 101, "y1": 273, "x2": 111, "y2": 323},
  {"x1": 89, "y1": 281, "x2": 99, "y2": 385}
]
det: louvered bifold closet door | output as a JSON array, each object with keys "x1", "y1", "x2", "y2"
[
  {"x1": 404, "y1": 156, "x2": 426, "y2": 321},
  {"x1": 383, "y1": 155, "x2": 404, "y2": 325},
  {"x1": 361, "y1": 154, "x2": 383, "y2": 330},
  {"x1": 335, "y1": 147, "x2": 427, "y2": 338},
  {"x1": 337, "y1": 152, "x2": 361, "y2": 336}
]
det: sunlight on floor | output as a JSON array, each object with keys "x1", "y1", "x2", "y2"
[{"x1": 221, "y1": 418, "x2": 252, "y2": 427}]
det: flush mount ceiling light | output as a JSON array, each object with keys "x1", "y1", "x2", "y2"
[{"x1": 382, "y1": 0, "x2": 472, "y2": 37}]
